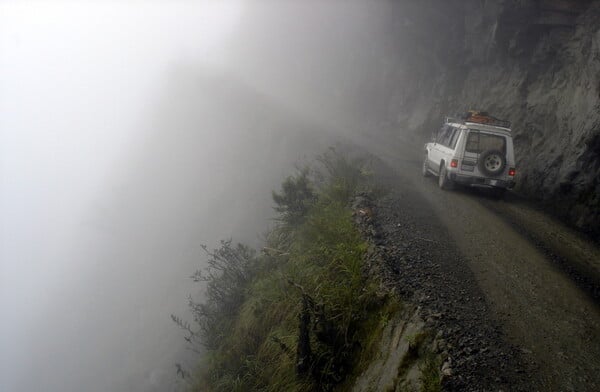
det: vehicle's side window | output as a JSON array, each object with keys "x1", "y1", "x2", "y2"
[
  {"x1": 435, "y1": 125, "x2": 450, "y2": 143},
  {"x1": 448, "y1": 128, "x2": 460, "y2": 149},
  {"x1": 440, "y1": 127, "x2": 456, "y2": 147}
]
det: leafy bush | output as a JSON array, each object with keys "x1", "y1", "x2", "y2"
[
  {"x1": 172, "y1": 240, "x2": 258, "y2": 350},
  {"x1": 272, "y1": 168, "x2": 317, "y2": 227},
  {"x1": 315, "y1": 147, "x2": 383, "y2": 206}
]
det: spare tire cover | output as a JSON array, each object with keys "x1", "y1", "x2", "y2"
[{"x1": 478, "y1": 149, "x2": 506, "y2": 177}]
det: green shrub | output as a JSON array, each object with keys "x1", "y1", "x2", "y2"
[
  {"x1": 177, "y1": 149, "x2": 389, "y2": 391},
  {"x1": 419, "y1": 354, "x2": 442, "y2": 392},
  {"x1": 316, "y1": 147, "x2": 371, "y2": 205},
  {"x1": 172, "y1": 240, "x2": 258, "y2": 351},
  {"x1": 272, "y1": 168, "x2": 317, "y2": 227}
]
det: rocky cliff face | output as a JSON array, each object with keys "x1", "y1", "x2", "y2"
[
  {"x1": 226, "y1": 0, "x2": 599, "y2": 238},
  {"x1": 386, "y1": 0, "x2": 600, "y2": 238}
]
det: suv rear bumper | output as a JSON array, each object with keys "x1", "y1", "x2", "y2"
[{"x1": 450, "y1": 173, "x2": 515, "y2": 189}]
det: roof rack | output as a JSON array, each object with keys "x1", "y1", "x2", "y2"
[{"x1": 445, "y1": 111, "x2": 511, "y2": 129}]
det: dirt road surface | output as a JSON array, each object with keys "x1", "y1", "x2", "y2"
[{"x1": 355, "y1": 132, "x2": 600, "y2": 391}]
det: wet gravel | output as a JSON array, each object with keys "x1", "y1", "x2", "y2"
[{"x1": 355, "y1": 159, "x2": 533, "y2": 391}]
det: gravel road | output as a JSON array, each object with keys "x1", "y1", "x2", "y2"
[{"x1": 353, "y1": 133, "x2": 600, "y2": 391}]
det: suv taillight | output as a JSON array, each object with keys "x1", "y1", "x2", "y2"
[
  {"x1": 508, "y1": 168, "x2": 516, "y2": 176},
  {"x1": 450, "y1": 159, "x2": 458, "y2": 168}
]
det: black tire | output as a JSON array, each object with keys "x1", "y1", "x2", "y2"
[
  {"x1": 422, "y1": 154, "x2": 431, "y2": 177},
  {"x1": 438, "y1": 163, "x2": 453, "y2": 190},
  {"x1": 478, "y1": 149, "x2": 506, "y2": 177}
]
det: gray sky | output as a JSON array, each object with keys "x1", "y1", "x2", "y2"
[{"x1": 0, "y1": 1, "x2": 396, "y2": 391}]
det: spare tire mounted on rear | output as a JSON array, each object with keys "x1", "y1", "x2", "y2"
[{"x1": 478, "y1": 149, "x2": 506, "y2": 177}]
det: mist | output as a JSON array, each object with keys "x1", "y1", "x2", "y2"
[{"x1": 0, "y1": 1, "x2": 398, "y2": 391}]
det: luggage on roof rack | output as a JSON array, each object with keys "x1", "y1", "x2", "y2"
[{"x1": 445, "y1": 110, "x2": 511, "y2": 129}]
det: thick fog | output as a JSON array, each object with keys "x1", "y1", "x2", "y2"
[{"x1": 0, "y1": 1, "x2": 399, "y2": 391}]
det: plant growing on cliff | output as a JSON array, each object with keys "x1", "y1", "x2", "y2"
[
  {"x1": 272, "y1": 168, "x2": 316, "y2": 227},
  {"x1": 176, "y1": 149, "x2": 386, "y2": 391},
  {"x1": 172, "y1": 240, "x2": 259, "y2": 350}
]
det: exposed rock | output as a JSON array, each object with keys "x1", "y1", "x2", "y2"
[
  {"x1": 351, "y1": 307, "x2": 428, "y2": 392},
  {"x1": 384, "y1": 0, "x2": 600, "y2": 239},
  {"x1": 441, "y1": 360, "x2": 454, "y2": 378}
]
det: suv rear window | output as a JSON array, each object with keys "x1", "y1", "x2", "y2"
[{"x1": 465, "y1": 131, "x2": 506, "y2": 154}]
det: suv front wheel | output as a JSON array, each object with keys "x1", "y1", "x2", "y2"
[
  {"x1": 438, "y1": 163, "x2": 453, "y2": 190},
  {"x1": 422, "y1": 154, "x2": 431, "y2": 177}
]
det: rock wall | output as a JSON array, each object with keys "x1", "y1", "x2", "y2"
[
  {"x1": 387, "y1": 0, "x2": 600, "y2": 238},
  {"x1": 351, "y1": 307, "x2": 430, "y2": 392}
]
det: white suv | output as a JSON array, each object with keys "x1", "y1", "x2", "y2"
[{"x1": 423, "y1": 112, "x2": 516, "y2": 196}]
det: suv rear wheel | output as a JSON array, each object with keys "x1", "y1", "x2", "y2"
[{"x1": 438, "y1": 163, "x2": 453, "y2": 190}]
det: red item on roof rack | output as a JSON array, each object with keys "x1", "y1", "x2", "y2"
[{"x1": 457, "y1": 110, "x2": 511, "y2": 128}]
